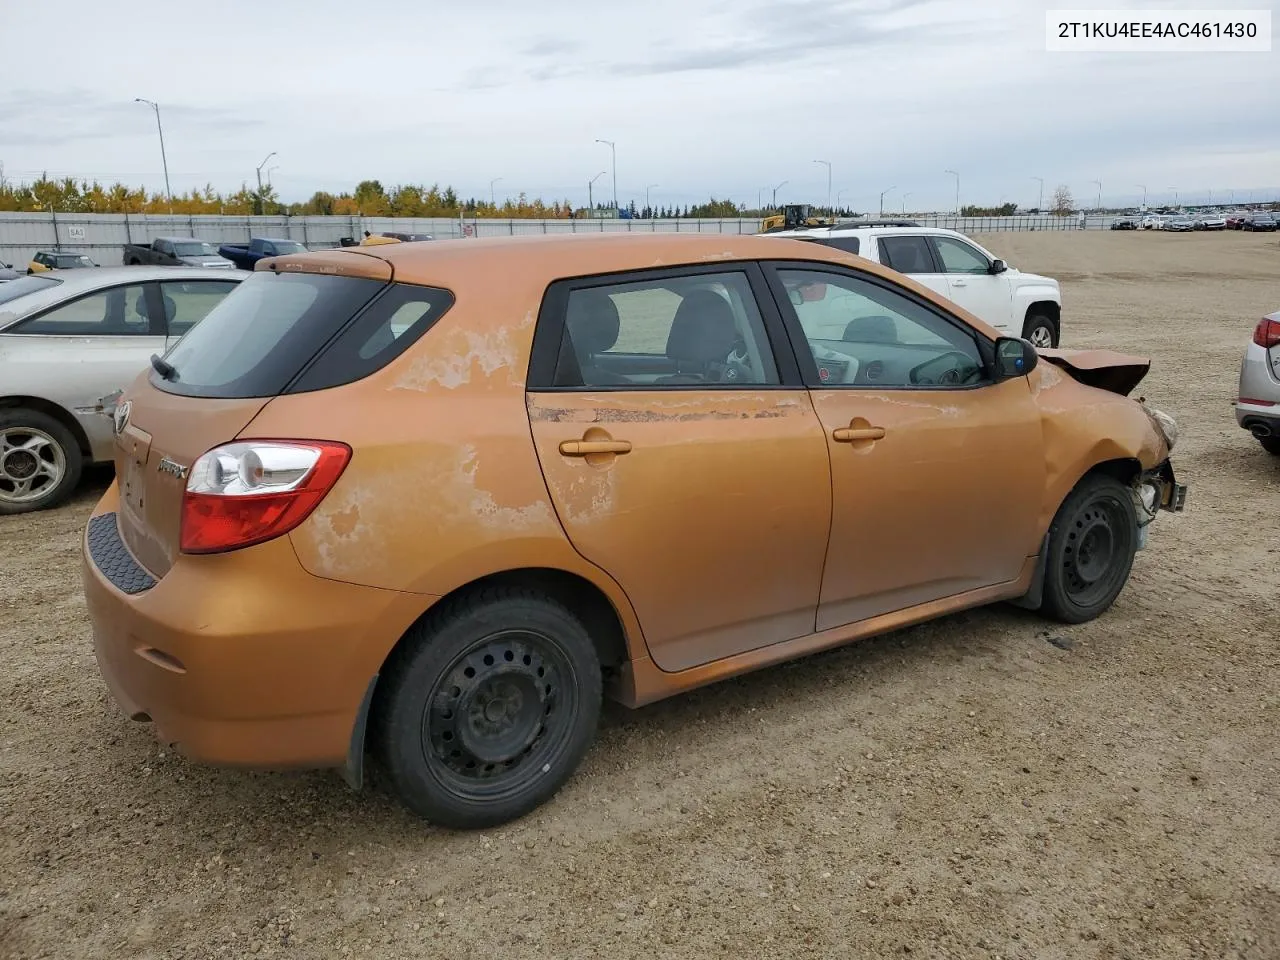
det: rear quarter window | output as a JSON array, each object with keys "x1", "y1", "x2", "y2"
[{"x1": 153, "y1": 271, "x2": 452, "y2": 398}]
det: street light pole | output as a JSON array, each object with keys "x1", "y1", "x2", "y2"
[
  {"x1": 813, "y1": 160, "x2": 831, "y2": 212},
  {"x1": 1168, "y1": 186, "x2": 1179, "y2": 208},
  {"x1": 771, "y1": 180, "x2": 788, "y2": 208},
  {"x1": 944, "y1": 170, "x2": 960, "y2": 215},
  {"x1": 254, "y1": 151, "x2": 276, "y2": 215},
  {"x1": 489, "y1": 177, "x2": 503, "y2": 207},
  {"x1": 595, "y1": 139, "x2": 616, "y2": 215},
  {"x1": 588, "y1": 170, "x2": 607, "y2": 215},
  {"x1": 1031, "y1": 176, "x2": 1044, "y2": 211},
  {"x1": 644, "y1": 184, "x2": 658, "y2": 213},
  {"x1": 1091, "y1": 180, "x2": 1102, "y2": 211},
  {"x1": 879, "y1": 186, "x2": 896, "y2": 216},
  {"x1": 134, "y1": 98, "x2": 173, "y2": 213},
  {"x1": 902, "y1": 192, "x2": 912, "y2": 215},
  {"x1": 1136, "y1": 184, "x2": 1148, "y2": 209}
]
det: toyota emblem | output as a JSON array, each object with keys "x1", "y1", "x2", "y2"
[{"x1": 113, "y1": 400, "x2": 132, "y2": 437}]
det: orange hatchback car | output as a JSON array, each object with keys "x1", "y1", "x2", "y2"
[{"x1": 82, "y1": 233, "x2": 1186, "y2": 828}]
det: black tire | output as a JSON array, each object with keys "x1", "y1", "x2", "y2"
[
  {"x1": 0, "y1": 408, "x2": 84, "y2": 515},
  {"x1": 1259, "y1": 436, "x2": 1280, "y2": 456},
  {"x1": 375, "y1": 588, "x2": 602, "y2": 829},
  {"x1": 1040, "y1": 474, "x2": 1138, "y2": 624},
  {"x1": 1023, "y1": 310, "x2": 1059, "y2": 348}
]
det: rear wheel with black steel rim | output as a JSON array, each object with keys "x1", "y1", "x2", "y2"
[
  {"x1": 1041, "y1": 474, "x2": 1138, "y2": 624},
  {"x1": 376, "y1": 589, "x2": 602, "y2": 828}
]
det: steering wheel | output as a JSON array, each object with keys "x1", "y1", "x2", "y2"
[{"x1": 909, "y1": 351, "x2": 981, "y2": 386}]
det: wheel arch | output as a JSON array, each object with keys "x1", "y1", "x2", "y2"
[
  {"x1": 1013, "y1": 455, "x2": 1142, "y2": 612},
  {"x1": 1023, "y1": 299, "x2": 1060, "y2": 332},
  {"x1": 346, "y1": 565, "x2": 632, "y2": 791},
  {"x1": 0, "y1": 395, "x2": 93, "y2": 458}
]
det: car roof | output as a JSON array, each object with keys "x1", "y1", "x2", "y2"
[
  {"x1": 0, "y1": 265, "x2": 249, "y2": 324},
  {"x1": 263, "y1": 232, "x2": 1006, "y2": 342}
]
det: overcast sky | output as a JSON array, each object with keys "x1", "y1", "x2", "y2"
[{"x1": 2, "y1": 0, "x2": 1277, "y2": 211}]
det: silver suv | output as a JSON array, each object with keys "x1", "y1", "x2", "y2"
[
  {"x1": 1236, "y1": 312, "x2": 1280, "y2": 455},
  {"x1": 763, "y1": 220, "x2": 1063, "y2": 347}
]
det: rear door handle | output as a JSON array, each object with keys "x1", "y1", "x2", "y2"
[
  {"x1": 832, "y1": 426, "x2": 885, "y2": 443},
  {"x1": 559, "y1": 439, "x2": 633, "y2": 456},
  {"x1": 951, "y1": 279, "x2": 967, "y2": 287}
]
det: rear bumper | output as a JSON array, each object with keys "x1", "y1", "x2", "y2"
[
  {"x1": 1235, "y1": 342, "x2": 1280, "y2": 433},
  {"x1": 81, "y1": 484, "x2": 433, "y2": 770}
]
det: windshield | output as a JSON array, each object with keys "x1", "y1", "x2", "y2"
[
  {"x1": 0, "y1": 275, "x2": 60, "y2": 305},
  {"x1": 172, "y1": 242, "x2": 217, "y2": 257},
  {"x1": 56, "y1": 255, "x2": 95, "y2": 267},
  {"x1": 271, "y1": 241, "x2": 308, "y2": 255}
]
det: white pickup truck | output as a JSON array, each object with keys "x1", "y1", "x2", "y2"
[{"x1": 764, "y1": 220, "x2": 1063, "y2": 347}]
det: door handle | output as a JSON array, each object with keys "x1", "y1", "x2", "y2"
[
  {"x1": 951, "y1": 279, "x2": 967, "y2": 287},
  {"x1": 832, "y1": 426, "x2": 885, "y2": 443},
  {"x1": 559, "y1": 439, "x2": 633, "y2": 457}
]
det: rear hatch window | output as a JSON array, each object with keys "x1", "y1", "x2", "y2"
[{"x1": 151, "y1": 270, "x2": 454, "y2": 398}]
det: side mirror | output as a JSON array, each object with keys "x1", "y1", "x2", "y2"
[
  {"x1": 989, "y1": 258, "x2": 1007, "y2": 274},
  {"x1": 994, "y1": 337, "x2": 1038, "y2": 381}
]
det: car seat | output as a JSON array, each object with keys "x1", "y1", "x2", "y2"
[
  {"x1": 655, "y1": 290, "x2": 739, "y2": 384},
  {"x1": 843, "y1": 314, "x2": 898, "y2": 343},
  {"x1": 560, "y1": 289, "x2": 631, "y2": 386}
]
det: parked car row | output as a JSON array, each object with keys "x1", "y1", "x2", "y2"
[{"x1": 1112, "y1": 211, "x2": 1277, "y2": 232}]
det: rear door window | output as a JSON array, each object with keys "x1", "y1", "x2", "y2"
[
  {"x1": 535, "y1": 270, "x2": 780, "y2": 389},
  {"x1": 817, "y1": 237, "x2": 860, "y2": 255},
  {"x1": 877, "y1": 235, "x2": 936, "y2": 274}
]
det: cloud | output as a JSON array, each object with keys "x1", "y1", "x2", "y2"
[{"x1": 1, "y1": 0, "x2": 1275, "y2": 208}]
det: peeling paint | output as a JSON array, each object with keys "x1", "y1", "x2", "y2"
[
  {"x1": 389, "y1": 310, "x2": 535, "y2": 393},
  {"x1": 298, "y1": 442, "x2": 554, "y2": 584}
]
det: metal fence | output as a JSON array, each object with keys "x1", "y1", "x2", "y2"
[{"x1": 0, "y1": 211, "x2": 1115, "y2": 269}]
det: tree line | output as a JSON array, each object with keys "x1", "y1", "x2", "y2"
[{"x1": 0, "y1": 175, "x2": 756, "y2": 219}]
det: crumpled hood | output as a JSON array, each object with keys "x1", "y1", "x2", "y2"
[{"x1": 1036, "y1": 347, "x2": 1150, "y2": 396}]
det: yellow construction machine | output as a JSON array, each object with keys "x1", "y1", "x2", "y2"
[{"x1": 758, "y1": 204, "x2": 838, "y2": 233}]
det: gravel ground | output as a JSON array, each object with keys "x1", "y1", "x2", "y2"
[{"x1": 2, "y1": 230, "x2": 1278, "y2": 960}]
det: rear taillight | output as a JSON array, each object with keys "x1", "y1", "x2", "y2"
[
  {"x1": 179, "y1": 440, "x2": 351, "y2": 554},
  {"x1": 1253, "y1": 317, "x2": 1280, "y2": 349}
]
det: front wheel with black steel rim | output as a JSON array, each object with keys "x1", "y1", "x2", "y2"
[
  {"x1": 0, "y1": 409, "x2": 83, "y2": 515},
  {"x1": 1040, "y1": 474, "x2": 1138, "y2": 624},
  {"x1": 1023, "y1": 310, "x2": 1059, "y2": 348},
  {"x1": 376, "y1": 588, "x2": 602, "y2": 829}
]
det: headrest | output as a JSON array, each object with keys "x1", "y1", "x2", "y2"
[
  {"x1": 843, "y1": 314, "x2": 898, "y2": 343},
  {"x1": 665, "y1": 289, "x2": 738, "y2": 363},
  {"x1": 566, "y1": 289, "x2": 621, "y2": 354}
]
